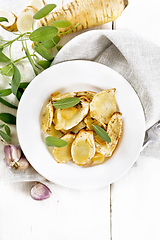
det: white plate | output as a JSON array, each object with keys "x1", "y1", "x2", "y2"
[{"x1": 17, "y1": 60, "x2": 145, "y2": 190}]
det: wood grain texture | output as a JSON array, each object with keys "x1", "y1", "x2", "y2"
[{"x1": 0, "y1": 0, "x2": 110, "y2": 240}]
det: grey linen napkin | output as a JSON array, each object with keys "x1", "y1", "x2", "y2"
[{"x1": 5, "y1": 29, "x2": 160, "y2": 183}]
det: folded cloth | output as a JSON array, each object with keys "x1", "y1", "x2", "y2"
[
  {"x1": 4, "y1": 29, "x2": 160, "y2": 183},
  {"x1": 53, "y1": 29, "x2": 160, "y2": 158}
]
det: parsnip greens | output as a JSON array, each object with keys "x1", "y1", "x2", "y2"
[{"x1": 0, "y1": 3, "x2": 72, "y2": 142}]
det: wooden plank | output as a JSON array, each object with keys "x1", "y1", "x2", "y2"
[
  {"x1": 0, "y1": 0, "x2": 111, "y2": 240},
  {"x1": 111, "y1": 156, "x2": 160, "y2": 240}
]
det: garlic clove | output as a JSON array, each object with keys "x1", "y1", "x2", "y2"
[
  {"x1": 4, "y1": 145, "x2": 12, "y2": 166},
  {"x1": 10, "y1": 145, "x2": 21, "y2": 162},
  {"x1": 18, "y1": 155, "x2": 30, "y2": 170},
  {"x1": 4, "y1": 144, "x2": 22, "y2": 167},
  {"x1": 30, "y1": 182, "x2": 52, "y2": 200}
]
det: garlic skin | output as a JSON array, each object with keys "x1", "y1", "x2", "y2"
[
  {"x1": 30, "y1": 182, "x2": 52, "y2": 201},
  {"x1": 18, "y1": 155, "x2": 30, "y2": 170},
  {"x1": 4, "y1": 145, "x2": 30, "y2": 170},
  {"x1": 4, "y1": 145, "x2": 21, "y2": 167}
]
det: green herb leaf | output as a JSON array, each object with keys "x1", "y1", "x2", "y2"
[
  {"x1": 41, "y1": 35, "x2": 60, "y2": 49},
  {"x1": 16, "y1": 88, "x2": 24, "y2": 101},
  {"x1": 4, "y1": 125, "x2": 11, "y2": 136},
  {"x1": 22, "y1": 41, "x2": 38, "y2": 75},
  {"x1": 0, "y1": 113, "x2": 16, "y2": 125},
  {"x1": 53, "y1": 97, "x2": 81, "y2": 109},
  {"x1": 51, "y1": 20, "x2": 71, "y2": 28},
  {"x1": 0, "y1": 97, "x2": 17, "y2": 109},
  {"x1": 19, "y1": 82, "x2": 30, "y2": 89},
  {"x1": 56, "y1": 45, "x2": 63, "y2": 51},
  {"x1": 34, "y1": 43, "x2": 53, "y2": 61},
  {"x1": 1, "y1": 64, "x2": 13, "y2": 76},
  {"x1": 0, "y1": 124, "x2": 5, "y2": 129},
  {"x1": 93, "y1": 125, "x2": 111, "y2": 143},
  {"x1": 11, "y1": 63, "x2": 21, "y2": 96},
  {"x1": 38, "y1": 60, "x2": 51, "y2": 69},
  {"x1": 0, "y1": 89, "x2": 12, "y2": 97},
  {"x1": 45, "y1": 136, "x2": 68, "y2": 147},
  {"x1": 0, "y1": 17, "x2": 9, "y2": 23},
  {"x1": 0, "y1": 130, "x2": 11, "y2": 142},
  {"x1": 0, "y1": 49, "x2": 10, "y2": 63},
  {"x1": 33, "y1": 4, "x2": 56, "y2": 19},
  {"x1": 29, "y1": 26, "x2": 58, "y2": 42}
]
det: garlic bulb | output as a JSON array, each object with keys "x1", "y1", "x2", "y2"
[{"x1": 30, "y1": 182, "x2": 52, "y2": 200}]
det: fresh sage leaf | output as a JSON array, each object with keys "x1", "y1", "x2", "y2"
[
  {"x1": 4, "y1": 125, "x2": 11, "y2": 136},
  {"x1": 0, "y1": 49, "x2": 11, "y2": 63},
  {"x1": 0, "y1": 97, "x2": 17, "y2": 109},
  {"x1": 93, "y1": 125, "x2": 111, "y2": 143},
  {"x1": 56, "y1": 45, "x2": 63, "y2": 51},
  {"x1": 0, "y1": 113, "x2": 16, "y2": 125},
  {"x1": 38, "y1": 60, "x2": 51, "y2": 69},
  {"x1": 33, "y1": 4, "x2": 56, "y2": 19},
  {"x1": 22, "y1": 41, "x2": 38, "y2": 75},
  {"x1": 0, "y1": 89, "x2": 12, "y2": 97},
  {"x1": 16, "y1": 88, "x2": 24, "y2": 101},
  {"x1": 19, "y1": 82, "x2": 30, "y2": 89},
  {"x1": 0, "y1": 17, "x2": 9, "y2": 23},
  {"x1": 0, "y1": 130, "x2": 11, "y2": 142},
  {"x1": 53, "y1": 97, "x2": 80, "y2": 109},
  {"x1": 41, "y1": 35, "x2": 60, "y2": 49},
  {"x1": 29, "y1": 26, "x2": 58, "y2": 42},
  {"x1": 52, "y1": 20, "x2": 71, "y2": 28},
  {"x1": 34, "y1": 43, "x2": 53, "y2": 61},
  {"x1": 0, "y1": 124, "x2": 5, "y2": 129},
  {"x1": 11, "y1": 63, "x2": 21, "y2": 96},
  {"x1": 45, "y1": 136, "x2": 68, "y2": 147},
  {"x1": 1, "y1": 64, "x2": 13, "y2": 76}
]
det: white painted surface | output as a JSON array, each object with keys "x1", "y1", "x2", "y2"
[{"x1": 0, "y1": 0, "x2": 160, "y2": 239}]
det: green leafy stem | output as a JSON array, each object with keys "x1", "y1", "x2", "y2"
[{"x1": 0, "y1": 3, "x2": 78, "y2": 143}]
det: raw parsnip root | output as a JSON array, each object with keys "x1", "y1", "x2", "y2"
[
  {"x1": 0, "y1": 8, "x2": 18, "y2": 32},
  {"x1": 37, "y1": 0, "x2": 128, "y2": 34},
  {"x1": 17, "y1": 6, "x2": 38, "y2": 33},
  {"x1": 28, "y1": 0, "x2": 45, "y2": 11}
]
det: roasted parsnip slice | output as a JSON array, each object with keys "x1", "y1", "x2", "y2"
[
  {"x1": 95, "y1": 112, "x2": 123, "y2": 157},
  {"x1": 52, "y1": 133, "x2": 75, "y2": 163},
  {"x1": 42, "y1": 101, "x2": 53, "y2": 133},
  {"x1": 71, "y1": 130, "x2": 95, "y2": 166},
  {"x1": 90, "y1": 89, "x2": 117, "y2": 124}
]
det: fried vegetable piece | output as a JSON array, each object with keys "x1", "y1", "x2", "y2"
[
  {"x1": 52, "y1": 133, "x2": 75, "y2": 163},
  {"x1": 0, "y1": 8, "x2": 18, "y2": 32},
  {"x1": 91, "y1": 152, "x2": 105, "y2": 165},
  {"x1": 37, "y1": 0, "x2": 128, "y2": 34},
  {"x1": 84, "y1": 115, "x2": 107, "y2": 131},
  {"x1": 71, "y1": 129, "x2": 95, "y2": 166},
  {"x1": 41, "y1": 101, "x2": 53, "y2": 133},
  {"x1": 46, "y1": 123, "x2": 64, "y2": 138},
  {"x1": 95, "y1": 112, "x2": 123, "y2": 157},
  {"x1": 53, "y1": 97, "x2": 90, "y2": 130},
  {"x1": 75, "y1": 91, "x2": 96, "y2": 102},
  {"x1": 90, "y1": 88, "x2": 117, "y2": 125}
]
